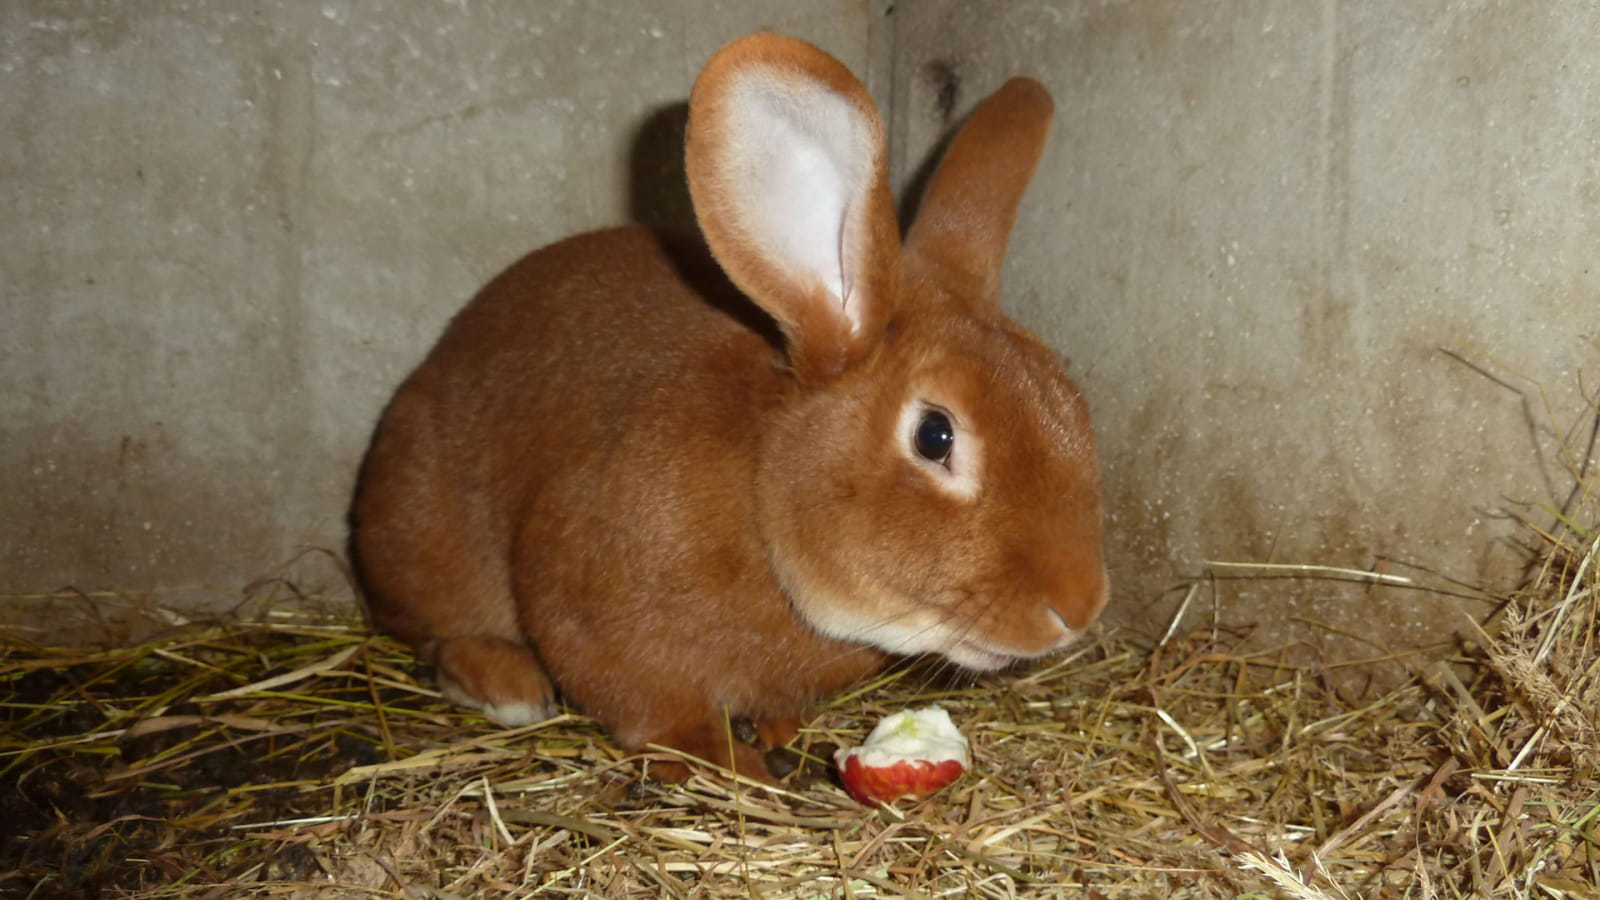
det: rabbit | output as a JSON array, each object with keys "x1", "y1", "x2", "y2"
[{"x1": 350, "y1": 32, "x2": 1108, "y2": 782}]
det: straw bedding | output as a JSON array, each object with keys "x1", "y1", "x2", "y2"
[{"x1": 4, "y1": 513, "x2": 1596, "y2": 898}]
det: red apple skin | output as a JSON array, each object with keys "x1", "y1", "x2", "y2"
[{"x1": 839, "y1": 755, "x2": 966, "y2": 805}]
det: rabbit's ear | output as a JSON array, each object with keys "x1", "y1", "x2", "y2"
[
  {"x1": 904, "y1": 78, "x2": 1054, "y2": 309},
  {"x1": 687, "y1": 34, "x2": 900, "y2": 382}
]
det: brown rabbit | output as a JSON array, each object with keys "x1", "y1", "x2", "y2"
[{"x1": 351, "y1": 33, "x2": 1108, "y2": 781}]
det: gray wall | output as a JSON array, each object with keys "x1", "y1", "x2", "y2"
[{"x1": 5, "y1": 1, "x2": 1596, "y2": 655}]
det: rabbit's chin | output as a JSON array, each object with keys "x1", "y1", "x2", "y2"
[
  {"x1": 784, "y1": 580, "x2": 1036, "y2": 673},
  {"x1": 943, "y1": 641, "x2": 1018, "y2": 673}
]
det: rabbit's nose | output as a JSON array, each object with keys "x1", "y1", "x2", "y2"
[
  {"x1": 1045, "y1": 607, "x2": 1072, "y2": 643},
  {"x1": 1044, "y1": 608, "x2": 1085, "y2": 651},
  {"x1": 1050, "y1": 563, "x2": 1108, "y2": 637}
]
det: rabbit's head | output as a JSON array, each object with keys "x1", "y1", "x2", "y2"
[{"x1": 687, "y1": 35, "x2": 1107, "y2": 671}]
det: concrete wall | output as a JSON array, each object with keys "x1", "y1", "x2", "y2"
[
  {"x1": 2, "y1": 0, "x2": 891, "y2": 633},
  {"x1": 893, "y1": 1, "x2": 1599, "y2": 654},
  {"x1": 5, "y1": 1, "x2": 1597, "y2": 657}
]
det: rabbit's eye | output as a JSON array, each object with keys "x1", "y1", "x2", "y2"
[{"x1": 913, "y1": 410, "x2": 955, "y2": 464}]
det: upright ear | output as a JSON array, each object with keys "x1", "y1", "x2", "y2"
[
  {"x1": 903, "y1": 78, "x2": 1054, "y2": 309},
  {"x1": 686, "y1": 34, "x2": 901, "y2": 382}
]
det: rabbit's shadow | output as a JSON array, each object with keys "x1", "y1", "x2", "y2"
[{"x1": 628, "y1": 102, "x2": 697, "y2": 239}]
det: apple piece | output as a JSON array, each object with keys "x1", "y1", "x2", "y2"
[{"x1": 834, "y1": 707, "x2": 969, "y2": 805}]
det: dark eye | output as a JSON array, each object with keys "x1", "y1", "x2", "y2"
[{"x1": 913, "y1": 410, "x2": 955, "y2": 464}]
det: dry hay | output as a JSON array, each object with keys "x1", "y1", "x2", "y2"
[{"x1": 4, "y1": 517, "x2": 1597, "y2": 898}]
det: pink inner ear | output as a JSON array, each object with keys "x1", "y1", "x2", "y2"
[{"x1": 718, "y1": 74, "x2": 877, "y2": 333}]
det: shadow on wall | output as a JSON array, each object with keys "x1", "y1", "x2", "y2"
[{"x1": 628, "y1": 101, "x2": 697, "y2": 239}]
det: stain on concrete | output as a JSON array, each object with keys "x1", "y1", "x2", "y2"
[{"x1": 922, "y1": 58, "x2": 960, "y2": 123}]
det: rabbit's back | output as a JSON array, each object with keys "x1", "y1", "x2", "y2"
[{"x1": 362, "y1": 230, "x2": 776, "y2": 526}]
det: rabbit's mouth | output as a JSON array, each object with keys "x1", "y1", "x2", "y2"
[{"x1": 946, "y1": 640, "x2": 1015, "y2": 673}]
